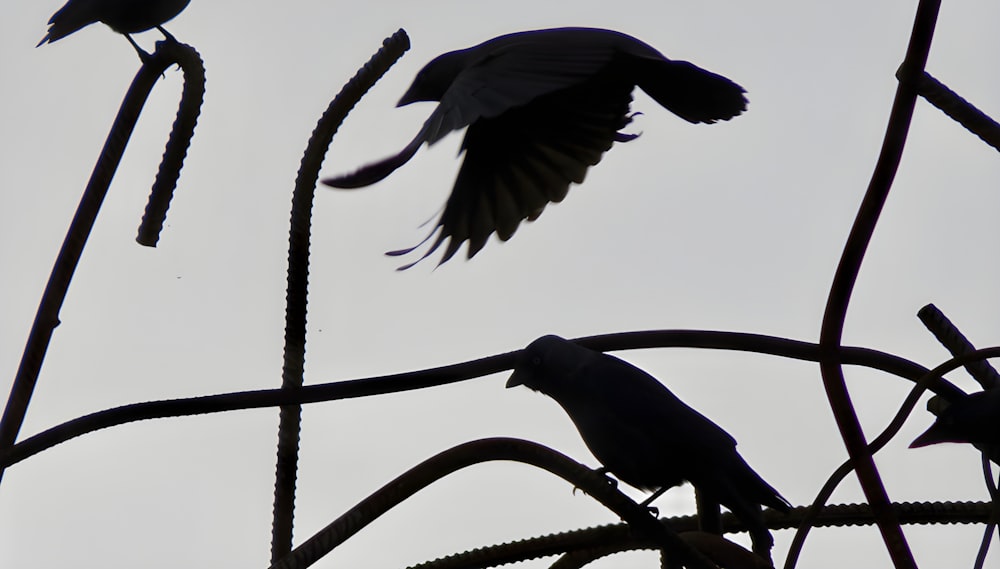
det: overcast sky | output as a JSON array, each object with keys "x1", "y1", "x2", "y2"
[{"x1": 2, "y1": 1, "x2": 1000, "y2": 568}]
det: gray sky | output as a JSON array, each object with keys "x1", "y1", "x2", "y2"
[{"x1": 2, "y1": 1, "x2": 1000, "y2": 568}]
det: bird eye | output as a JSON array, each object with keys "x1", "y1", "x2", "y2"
[{"x1": 531, "y1": 355, "x2": 542, "y2": 367}]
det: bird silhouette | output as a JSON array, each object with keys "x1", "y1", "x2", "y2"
[
  {"x1": 910, "y1": 388, "x2": 1000, "y2": 448},
  {"x1": 323, "y1": 27, "x2": 747, "y2": 269},
  {"x1": 37, "y1": 0, "x2": 191, "y2": 59},
  {"x1": 507, "y1": 335, "x2": 789, "y2": 561}
]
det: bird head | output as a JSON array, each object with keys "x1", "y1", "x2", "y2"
[
  {"x1": 909, "y1": 389, "x2": 1000, "y2": 448},
  {"x1": 397, "y1": 48, "x2": 473, "y2": 106},
  {"x1": 506, "y1": 335, "x2": 591, "y2": 395}
]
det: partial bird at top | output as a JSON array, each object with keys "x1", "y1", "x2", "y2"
[
  {"x1": 322, "y1": 27, "x2": 747, "y2": 270},
  {"x1": 37, "y1": 0, "x2": 191, "y2": 59}
]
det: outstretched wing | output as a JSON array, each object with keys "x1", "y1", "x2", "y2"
[
  {"x1": 421, "y1": 28, "x2": 642, "y2": 145},
  {"x1": 390, "y1": 68, "x2": 637, "y2": 269}
]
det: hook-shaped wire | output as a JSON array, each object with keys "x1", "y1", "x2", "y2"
[
  {"x1": 0, "y1": 38, "x2": 206, "y2": 486},
  {"x1": 268, "y1": 29, "x2": 410, "y2": 564}
]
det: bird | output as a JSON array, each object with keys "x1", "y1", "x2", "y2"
[
  {"x1": 910, "y1": 388, "x2": 1000, "y2": 448},
  {"x1": 506, "y1": 335, "x2": 789, "y2": 561},
  {"x1": 322, "y1": 27, "x2": 747, "y2": 269},
  {"x1": 37, "y1": 0, "x2": 191, "y2": 59}
]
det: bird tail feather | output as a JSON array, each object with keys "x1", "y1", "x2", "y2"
[
  {"x1": 634, "y1": 59, "x2": 747, "y2": 124},
  {"x1": 37, "y1": 1, "x2": 96, "y2": 46}
]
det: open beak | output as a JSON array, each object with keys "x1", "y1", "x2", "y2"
[
  {"x1": 909, "y1": 423, "x2": 950, "y2": 448},
  {"x1": 506, "y1": 369, "x2": 526, "y2": 388}
]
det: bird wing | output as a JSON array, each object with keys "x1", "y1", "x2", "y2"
[
  {"x1": 585, "y1": 355, "x2": 739, "y2": 453},
  {"x1": 322, "y1": 30, "x2": 621, "y2": 191},
  {"x1": 389, "y1": 69, "x2": 637, "y2": 269},
  {"x1": 422, "y1": 30, "x2": 631, "y2": 145}
]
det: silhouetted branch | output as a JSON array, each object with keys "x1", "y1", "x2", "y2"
[
  {"x1": 817, "y1": 1, "x2": 941, "y2": 566},
  {"x1": 0, "y1": 39, "x2": 204, "y2": 486},
  {"x1": 269, "y1": 28, "x2": 411, "y2": 563},
  {"x1": 0, "y1": 330, "x2": 965, "y2": 471},
  {"x1": 268, "y1": 438, "x2": 719, "y2": 569}
]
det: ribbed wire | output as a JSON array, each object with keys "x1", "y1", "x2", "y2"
[
  {"x1": 917, "y1": 304, "x2": 1000, "y2": 391},
  {"x1": 0, "y1": 40, "x2": 204, "y2": 486},
  {"x1": 907, "y1": 71, "x2": 1000, "y2": 152},
  {"x1": 5, "y1": 330, "x2": 982, "y2": 471},
  {"x1": 136, "y1": 40, "x2": 207, "y2": 246},
  {"x1": 404, "y1": 501, "x2": 994, "y2": 569},
  {"x1": 269, "y1": 438, "x2": 717, "y2": 569},
  {"x1": 269, "y1": 29, "x2": 411, "y2": 563}
]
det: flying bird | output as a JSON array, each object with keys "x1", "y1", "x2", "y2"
[
  {"x1": 507, "y1": 335, "x2": 789, "y2": 561},
  {"x1": 323, "y1": 27, "x2": 747, "y2": 269},
  {"x1": 910, "y1": 388, "x2": 1000, "y2": 448},
  {"x1": 37, "y1": 0, "x2": 191, "y2": 59}
]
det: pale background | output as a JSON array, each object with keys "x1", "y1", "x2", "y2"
[{"x1": 2, "y1": 1, "x2": 999, "y2": 567}]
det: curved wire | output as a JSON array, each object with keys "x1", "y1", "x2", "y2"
[
  {"x1": 400, "y1": 500, "x2": 992, "y2": 569},
  {"x1": 817, "y1": 2, "x2": 941, "y2": 566},
  {"x1": 269, "y1": 28, "x2": 410, "y2": 563},
  {"x1": 785, "y1": 346, "x2": 1000, "y2": 569},
  {"x1": 136, "y1": 40, "x2": 207, "y2": 245},
  {"x1": 0, "y1": 330, "x2": 966, "y2": 470},
  {"x1": 267, "y1": 438, "x2": 718, "y2": 569},
  {"x1": 0, "y1": 39, "x2": 206, "y2": 486}
]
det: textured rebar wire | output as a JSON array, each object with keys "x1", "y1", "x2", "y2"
[
  {"x1": 0, "y1": 40, "x2": 204, "y2": 487},
  {"x1": 902, "y1": 71, "x2": 1000, "y2": 152},
  {"x1": 135, "y1": 41, "x2": 207, "y2": 246},
  {"x1": 917, "y1": 304, "x2": 1000, "y2": 391},
  {"x1": 269, "y1": 29, "x2": 410, "y2": 564},
  {"x1": 973, "y1": 455, "x2": 999, "y2": 569},
  {"x1": 916, "y1": 305, "x2": 1000, "y2": 465},
  {"x1": 817, "y1": 1, "x2": 941, "y2": 566},
  {"x1": 784, "y1": 346, "x2": 1000, "y2": 569},
  {"x1": 268, "y1": 438, "x2": 718, "y2": 569},
  {"x1": 401, "y1": 501, "x2": 994, "y2": 569},
  {"x1": 1, "y1": 330, "x2": 971, "y2": 470}
]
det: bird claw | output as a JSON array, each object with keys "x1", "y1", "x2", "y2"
[
  {"x1": 593, "y1": 467, "x2": 618, "y2": 488},
  {"x1": 646, "y1": 505, "x2": 660, "y2": 517},
  {"x1": 571, "y1": 467, "x2": 617, "y2": 496}
]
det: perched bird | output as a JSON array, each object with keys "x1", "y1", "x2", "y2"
[
  {"x1": 507, "y1": 335, "x2": 789, "y2": 561},
  {"x1": 37, "y1": 0, "x2": 191, "y2": 59},
  {"x1": 910, "y1": 388, "x2": 1000, "y2": 448},
  {"x1": 323, "y1": 27, "x2": 747, "y2": 269}
]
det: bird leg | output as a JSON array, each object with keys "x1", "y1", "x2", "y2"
[
  {"x1": 123, "y1": 34, "x2": 153, "y2": 63},
  {"x1": 694, "y1": 488, "x2": 723, "y2": 535},
  {"x1": 594, "y1": 467, "x2": 618, "y2": 488},
  {"x1": 156, "y1": 26, "x2": 178, "y2": 43},
  {"x1": 639, "y1": 486, "x2": 668, "y2": 508}
]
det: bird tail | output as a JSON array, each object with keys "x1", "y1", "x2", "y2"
[
  {"x1": 633, "y1": 59, "x2": 748, "y2": 124},
  {"x1": 37, "y1": 1, "x2": 97, "y2": 46},
  {"x1": 741, "y1": 466, "x2": 791, "y2": 513}
]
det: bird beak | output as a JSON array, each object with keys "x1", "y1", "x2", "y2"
[
  {"x1": 506, "y1": 369, "x2": 526, "y2": 388},
  {"x1": 909, "y1": 424, "x2": 949, "y2": 448},
  {"x1": 397, "y1": 86, "x2": 421, "y2": 107}
]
